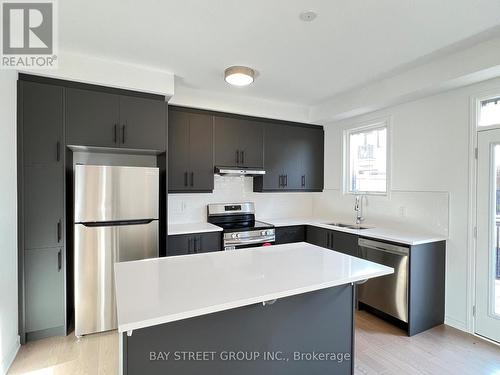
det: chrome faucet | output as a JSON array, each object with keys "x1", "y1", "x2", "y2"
[{"x1": 354, "y1": 195, "x2": 365, "y2": 224}]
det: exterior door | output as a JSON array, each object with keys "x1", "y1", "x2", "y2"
[{"x1": 476, "y1": 129, "x2": 500, "y2": 342}]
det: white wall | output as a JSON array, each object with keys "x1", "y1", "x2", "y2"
[
  {"x1": 321, "y1": 76, "x2": 500, "y2": 331},
  {"x1": 0, "y1": 71, "x2": 20, "y2": 374},
  {"x1": 169, "y1": 84, "x2": 311, "y2": 123},
  {"x1": 169, "y1": 176, "x2": 314, "y2": 224},
  {"x1": 311, "y1": 33, "x2": 500, "y2": 123},
  {"x1": 22, "y1": 52, "x2": 175, "y2": 98}
]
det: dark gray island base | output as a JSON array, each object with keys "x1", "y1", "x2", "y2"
[{"x1": 122, "y1": 285, "x2": 355, "y2": 375}]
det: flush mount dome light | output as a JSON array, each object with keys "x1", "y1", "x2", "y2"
[{"x1": 224, "y1": 66, "x2": 255, "y2": 86}]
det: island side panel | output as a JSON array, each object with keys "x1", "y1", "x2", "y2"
[{"x1": 123, "y1": 285, "x2": 355, "y2": 375}]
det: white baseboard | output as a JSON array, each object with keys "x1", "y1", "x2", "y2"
[
  {"x1": 0, "y1": 335, "x2": 20, "y2": 375},
  {"x1": 444, "y1": 315, "x2": 468, "y2": 332}
]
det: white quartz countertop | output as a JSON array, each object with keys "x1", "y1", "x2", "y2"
[
  {"x1": 260, "y1": 217, "x2": 447, "y2": 246},
  {"x1": 114, "y1": 242, "x2": 393, "y2": 333},
  {"x1": 168, "y1": 222, "x2": 222, "y2": 235}
]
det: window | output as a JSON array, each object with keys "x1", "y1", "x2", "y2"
[
  {"x1": 479, "y1": 97, "x2": 500, "y2": 127},
  {"x1": 345, "y1": 123, "x2": 388, "y2": 194}
]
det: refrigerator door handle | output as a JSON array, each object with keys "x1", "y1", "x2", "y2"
[{"x1": 79, "y1": 219, "x2": 155, "y2": 227}]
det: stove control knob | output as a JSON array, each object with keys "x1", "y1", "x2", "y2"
[
  {"x1": 231, "y1": 233, "x2": 238, "y2": 239},
  {"x1": 261, "y1": 231, "x2": 267, "y2": 236}
]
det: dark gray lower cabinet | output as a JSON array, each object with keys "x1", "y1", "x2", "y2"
[
  {"x1": 25, "y1": 248, "x2": 65, "y2": 335},
  {"x1": 123, "y1": 285, "x2": 354, "y2": 375},
  {"x1": 275, "y1": 226, "x2": 305, "y2": 244},
  {"x1": 167, "y1": 232, "x2": 222, "y2": 256},
  {"x1": 305, "y1": 226, "x2": 445, "y2": 335},
  {"x1": 306, "y1": 226, "x2": 358, "y2": 257}
]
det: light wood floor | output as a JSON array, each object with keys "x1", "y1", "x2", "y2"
[{"x1": 9, "y1": 311, "x2": 500, "y2": 374}]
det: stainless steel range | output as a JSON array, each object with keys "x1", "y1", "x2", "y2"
[{"x1": 207, "y1": 202, "x2": 275, "y2": 250}]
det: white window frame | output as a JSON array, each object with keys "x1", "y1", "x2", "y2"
[
  {"x1": 343, "y1": 119, "x2": 390, "y2": 196},
  {"x1": 477, "y1": 93, "x2": 500, "y2": 130}
]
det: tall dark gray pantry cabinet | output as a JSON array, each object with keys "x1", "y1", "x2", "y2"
[
  {"x1": 17, "y1": 74, "x2": 168, "y2": 343},
  {"x1": 18, "y1": 80, "x2": 66, "y2": 341}
]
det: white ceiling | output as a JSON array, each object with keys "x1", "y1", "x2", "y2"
[{"x1": 60, "y1": 0, "x2": 500, "y2": 106}]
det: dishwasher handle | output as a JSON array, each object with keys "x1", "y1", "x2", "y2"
[{"x1": 358, "y1": 238, "x2": 409, "y2": 256}]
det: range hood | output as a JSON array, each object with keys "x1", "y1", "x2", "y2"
[{"x1": 214, "y1": 166, "x2": 266, "y2": 176}]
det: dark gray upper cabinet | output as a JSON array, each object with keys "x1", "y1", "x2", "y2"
[
  {"x1": 214, "y1": 116, "x2": 263, "y2": 168},
  {"x1": 299, "y1": 127, "x2": 324, "y2": 190},
  {"x1": 254, "y1": 124, "x2": 323, "y2": 191},
  {"x1": 66, "y1": 88, "x2": 120, "y2": 148},
  {"x1": 168, "y1": 108, "x2": 214, "y2": 192},
  {"x1": 22, "y1": 82, "x2": 64, "y2": 165},
  {"x1": 119, "y1": 95, "x2": 166, "y2": 151},
  {"x1": 67, "y1": 88, "x2": 166, "y2": 151}
]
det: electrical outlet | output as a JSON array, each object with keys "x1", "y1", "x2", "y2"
[{"x1": 398, "y1": 206, "x2": 406, "y2": 218}]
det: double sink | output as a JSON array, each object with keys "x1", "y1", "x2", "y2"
[{"x1": 324, "y1": 222, "x2": 373, "y2": 230}]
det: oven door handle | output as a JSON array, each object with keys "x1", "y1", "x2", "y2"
[{"x1": 224, "y1": 236, "x2": 275, "y2": 246}]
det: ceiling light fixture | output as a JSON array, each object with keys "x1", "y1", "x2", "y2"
[
  {"x1": 224, "y1": 66, "x2": 255, "y2": 86},
  {"x1": 299, "y1": 10, "x2": 317, "y2": 22}
]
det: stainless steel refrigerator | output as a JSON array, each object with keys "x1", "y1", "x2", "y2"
[{"x1": 74, "y1": 165, "x2": 159, "y2": 337}]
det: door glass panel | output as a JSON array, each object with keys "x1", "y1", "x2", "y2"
[{"x1": 494, "y1": 145, "x2": 500, "y2": 315}]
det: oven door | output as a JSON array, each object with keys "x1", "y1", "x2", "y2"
[{"x1": 223, "y1": 234, "x2": 275, "y2": 250}]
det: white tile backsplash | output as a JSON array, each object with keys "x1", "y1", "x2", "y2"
[
  {"x1": 312, "y1": 189, "x2": 449, "y2": 236},
  {"x1": 169, "y1": 177, "x2": 449, "y2": 237},
  {"x1": 168, "y1": 176, "x2": 314, "y2": 223}
]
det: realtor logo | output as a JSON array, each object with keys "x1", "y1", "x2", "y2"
[{"x1": 1, "y1": 0, "x2": 57, "y2": 68}]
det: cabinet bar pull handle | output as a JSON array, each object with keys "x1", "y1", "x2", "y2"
[
  {"x1": 122, "y1": 124, "x2": 126, "y2": 144},
  {"x1": 57, "y1": 220, "x2": 62, "y2": 242},
  {"x1": 284, "y1": 174, "x2": 288, "y2": 187},
  {"x1": 56, "y1": 141, "x2": 61, "y2": 162},
  {"x1": 114, "y1": 124, "x2": 117, "y2": 144},
  {"x1": 193, "y1": 237, "x2": 198, "y2": 253},
  {"x1": 199, "y1": 236, "x2": 202, "y2": 252},
  {"x1": 58, "y1": 250, "x2": 62, "y2": 271},
  {"x1": 236, "y1": 150, "x2": 239, "y2": 164},
  {"x1": 190, "y1": 172, "x2": 194, "y2": 187},
  {"x1": 184, "y1": 172, "x2": 188, "y2": 187},
  {"x1": 241, "y1": 151, "x2": 245, "y2": 164},
  {"x1": 301, "y1": 175, "x2": 305, "y2": 187}
]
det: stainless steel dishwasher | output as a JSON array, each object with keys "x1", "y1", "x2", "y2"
[{"x1": 357, "y1": 238, "x2": 409, "y2": 323}]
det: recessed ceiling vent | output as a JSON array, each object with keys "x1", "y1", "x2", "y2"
[{"x1": 299, "y1": 10, "x2": 317, "y2": 22}]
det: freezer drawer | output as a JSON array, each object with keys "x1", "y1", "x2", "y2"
[
  {"x1": 74, "y1": 165, "x2": 159, "y2": 223},
  {"x1": 74, "y1": 221, "x2": 158, "y2": 336}
]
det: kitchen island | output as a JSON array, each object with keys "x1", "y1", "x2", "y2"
[{"x1": 115, "y1": 242, "x2": 393, "y2": 375}]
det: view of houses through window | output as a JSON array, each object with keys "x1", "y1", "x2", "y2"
[
  {"x1": 347, "y1": 124, "x2": 387, "y2": 194},
  {"x1": 480, "y1": 97, "x2": 500, "y2": 127}
]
